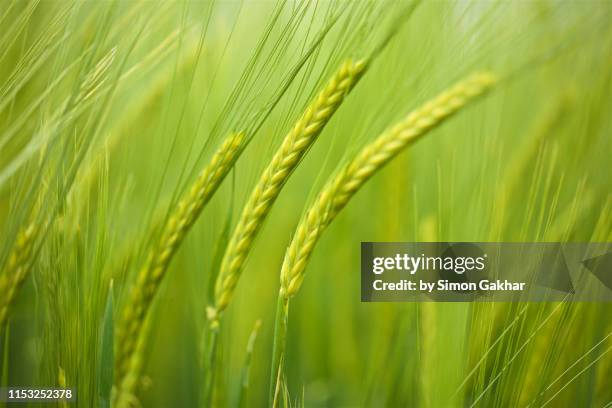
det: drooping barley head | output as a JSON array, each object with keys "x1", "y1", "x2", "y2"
[
  {"x1": 213, "y1": 59, "x2": 368, "y2": 315},
  {"x1": 280, "y1": 72, "x2": 497, "y2": 298}
]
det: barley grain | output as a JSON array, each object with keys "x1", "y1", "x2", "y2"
[
  {"x1": 0, "y1": 222, "x2": 39, "y2": 327},
  {"x1": 280, "y1": 72, "x2": 497, "y2": 298},
  {"x1": 213, "y1": 59, "x2": 367, "y2": 314},
  {"x1": 269, "y1": 72, "x2": 497, "y2": 401},
  {"x1": 114, "y1": 315, "x2": 151, "y2": 408},
  {"x1": 114, "y1": 131, "x2": 245, "y2": 380}
]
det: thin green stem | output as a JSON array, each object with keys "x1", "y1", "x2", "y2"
[
  {"x1": 269, "y1": 294, "x2": 289, "y2": 407},
  {"x1": 238, "y1": 319, "x2": 262, "y2": 408},
  {"x1": 1, "y1": 323, "x2": 7, "y2": 381},
  {"x1": 0, "y1": 322, "x2": 8, "y2": 408},
  {"x1": 202, "y1": 321, "x2": 219, "y2": 408}
]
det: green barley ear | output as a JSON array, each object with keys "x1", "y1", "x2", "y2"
[
  {"x1": 0, "y1": 222, "x2": 39, "y2": 327},
  {"x1": 269, "y1": 72, "x2": 497, "y2": 400},
  {"x1": 213, "y1": 58, "x2": 368, "y2": 314},
  {"x1": 114, "y1": 314, "x2": 152, "y2": 408},
  {"x1": 114, "y1": 131, "x2": 245, "y2": 382},
  {"x1": 280, "y1": 72, "x2": 497, "y2": 298}
]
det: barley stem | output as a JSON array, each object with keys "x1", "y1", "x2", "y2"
[
  {"x1": 269, "y1": 295, "x2": 289, "y2": 407},
  {"x1": 238, "y1": 319, "x2": 262, "y2": 408},
  {"x1": 202, "y1": 308, "x2": 220, "y2": 407}
]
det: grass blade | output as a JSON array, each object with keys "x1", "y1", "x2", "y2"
[{"x1": 98, "y1": 281, "x2": 114, "y2": 408}]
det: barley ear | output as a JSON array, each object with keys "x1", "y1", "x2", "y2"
[
  {"x1": 114, "y1": 131, "x2": 245, "y2": 381},
  {"x1": 280, "y1": 72, "x2": 497, "y2": 298},
  {"x1": 0, "y1": 222, "x2": 39, "y2": 327},
  {"x1": 113, "y1": 315, "x2": 152, "y2": 408},
  {"x1": 213, "y1": 59, "x2": 368, "y2": 314}
]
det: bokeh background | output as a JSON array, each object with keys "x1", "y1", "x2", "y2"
[{"x1": 1, "y1": 1, "x2": 611, "y2": 407}]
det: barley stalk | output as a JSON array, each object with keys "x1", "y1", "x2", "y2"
[
  {"x1": 280, "y1": 72, "x2": 497, "y2": 298},
  {"x1": 269, "y1": 295, "x2": 289, "y2": 406},
  {"x1": 420, "y1": 301, "x2": 437, "y2": 408},
  {"x1": 595, "y1": 323, "x2": 612, "y2": 404},
  {"x1": 419, "y1": 216, "x2": 438, "y2": 408},
  {"x1": 491, "y1": 95, "x2": 571, "y2": 240},
  {"x1": 269, "y1": 72, "x2": 497, "y2": 401},
  {"x1": 213, "y1": 58, "x2": 367, "y2": 315},
  {"x1": 114, "y1": 131, "x2": 245, "y2": 382},
  {"x1": 238, "y1": 319, "x2": 262, "y2": 408},
  {"x1": 0, "y1": 222, "x2": 39, "y2": 327},
  {"x1": 517, "y1": 304, "x2": 563, "y2": 407},
  {"x1": 58, "y1": 366, "x2": 68, "y2": 408}
]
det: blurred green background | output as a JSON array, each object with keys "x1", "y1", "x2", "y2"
[{"x1": 0, "y1": 1, "x2": 610, "y2": 407}]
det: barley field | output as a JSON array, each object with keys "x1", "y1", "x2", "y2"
[{"x1": 0, "y1": 1, "x2": 611, "y2": 407}]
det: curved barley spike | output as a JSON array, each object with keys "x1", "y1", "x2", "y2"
[
  {"x1": 280, "y1": 72, "x2": 497, "y2": 298},
  {"x1": 114, "y1": 314, "x2": 152, "y2": 408},
  {"x1": 0, "y1": 222, "x2": 39, "y2": 327},
  {"x1": 213, "y1": 58, "x2": 368, "y2": 314},
  {"x1": 114, "y1": 131, "x2": 246, "y2": 382},
  {"x1": 269, "y1": 72, "x2": 497, "y2": 400}
]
